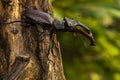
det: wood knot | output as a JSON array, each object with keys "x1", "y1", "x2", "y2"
[{"x1": 10, "y1": 28, "x2": 18, "y2": 35}]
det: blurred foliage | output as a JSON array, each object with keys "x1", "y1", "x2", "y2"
[{"x1": 52, "y1": 0, "x2": 120, "y2": 80}]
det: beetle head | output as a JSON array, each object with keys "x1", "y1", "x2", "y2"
[{"x1": 64, "y1": 17, "x2": 95, "y2": 46}]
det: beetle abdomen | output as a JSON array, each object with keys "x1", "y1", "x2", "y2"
[{"x1": 22, "y1": 9, "x2": 54, "y2": 25}]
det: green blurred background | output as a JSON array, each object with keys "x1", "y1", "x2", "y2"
[{"x1": 52, "y1": 0, "x2": 120, "y2": 80}]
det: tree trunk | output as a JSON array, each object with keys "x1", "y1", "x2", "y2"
[{"x1": 0, "y1": 0, "x2": 66, "y2": 80}]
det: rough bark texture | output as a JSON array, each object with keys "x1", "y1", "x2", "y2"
[{"x1": 0, "y1": 0, "x2": 66, "y2": 80}]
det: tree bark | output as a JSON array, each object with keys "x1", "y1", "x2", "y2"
[{"x1": 0, "y1": 0, "x2": 66, "y2": 80}]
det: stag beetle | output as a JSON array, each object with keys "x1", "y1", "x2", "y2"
[
  {"x1": 22, "y1": 9, "x2": 95, "y2": 46},
  {"x1": 0, "y1": 9, "x2": 95, "y2": 45}
]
